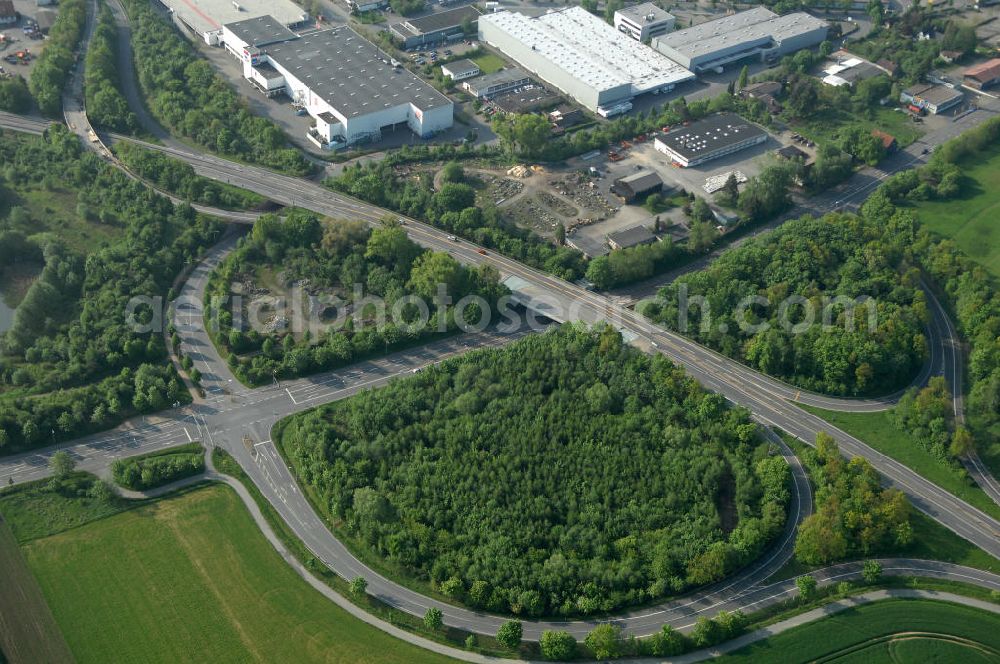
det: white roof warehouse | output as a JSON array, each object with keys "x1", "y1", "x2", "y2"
[
  {"x1": 221, "y1": 16, "x2": 453, "y2": 148},
  {"x1": 477, "y1": 7, "x2": 694, "y2": 114},
  {"x1": 653, "y1": 7, "x2": 827, "y2": 73}
]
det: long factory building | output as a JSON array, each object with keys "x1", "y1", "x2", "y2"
[
  {"x1": 156, "y1": 0, "x2": 310, "y2": 45},
  {"x1": 478, "y1": 7, "x2": 694, "y2": 116},
  {"x1": 221, "y1": 16, "x2": 452, "y2": 148},
  {"x1": 653, "y1": 7, "x2": 827, "y2": 73}
]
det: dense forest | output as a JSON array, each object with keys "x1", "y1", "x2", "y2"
[
  {"x1": 328, "y1": 162, "x2": 587, "y2": 281},
  {"x1": 795, "y1": 433, "x2": 912, "y2": 565},
  {"x1": 277, "y1": 325, "x2": 790, "y2": 616},
  {"x1": 27, "y1": 0, "x2": 86, "y2": 116},
  {"x1": 84, "y1": 4, "x2": 138, "y2": 133},
  {"x1": 0, "y1": 125, "x2": 222, "y2": 453},
  {"x1": 120, "y1": 0, "x2": 310, "y2": 175},
  {"x1": 114, "y1": 142, "x2": 265, "y2": 210},
  {"x1": 206, "y1": 210, "x2": 507, "y2": 385},
  {"x1": 641, "y1": 214, "x2": 929, "y2": 396},
  {"x1": 0, "y1": 76, "x2": 31, "y2": 114}
]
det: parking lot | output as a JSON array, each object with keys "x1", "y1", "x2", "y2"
[{"x1": 0, "y1": 0, "x2": 56, "y2": 83}]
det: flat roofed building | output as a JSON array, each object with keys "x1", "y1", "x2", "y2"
[
  {"x1": 478, "y1": 7, "x2": 693, "y2": 113},
  {"x1": 441, "y1": 58, "x2": 481, "y2": 80},
  {"x1": 654, "y1": 112, "x2": 768, "y2": 167},
  {"x1": 390, "y1": 5, "x2": 480, "y2": 49},
  {"x1": 608, "y1": 225, "x2": 658, "y2": 250},
  {"x1": 614, "y1": 2, "x2": 675, "y2": 42},
  {"x1": 157, "y1": 0, "x2": 309, "y2": 44},
  {"x1": 964, "y1": 59, "x2": 1000, "y2": 90},
  {"x1": 900, "y1": 83, "x2": 963, "y2": 115},
  {"x1": 222, "y1": 21, "x2": 452, "y2": 147},
  {"x1": 462, "y1": 68, "x2": 530, "y2": 97},
  {"x1": 652, "y1": 7, "x2": 827, "y2": 72},
  {"x1": 221, "y1": 15, "x2": 297, "y2": 60}
]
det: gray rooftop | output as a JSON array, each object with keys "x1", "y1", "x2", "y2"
[
  {"x1": 616, "y1": 2, "x2": 674, "y2": 25},
  {"x1": 658, "y1": 112, "x2": 766, "y2": 160},
  {"x1": 904, "y1": 83, "x2": 963, "y2": 106},
  {"x1": 265, "y1": 26, "x2": 451, "y2": 116},
  {"x1": 654, "y1": 7, "x2": 826, "y2": 59},
  {"x1": 617, "y1": 170, "x2": 663, "y2": 190},
  {"x1": 224, "y1": 15, "x2": 298, "y2": 47},
  {"x1": 441, "y1": 58, "x2": 481, "y2": 76},
  {"x1": 608, "y1": 225, "x2": 657, "y2": 248},
  {"x1": 394, "y1": 5, "x2": 480, "y2": 36},
  {"x1": 465, "y1": 67, "x2": 530, "y2": 91}
]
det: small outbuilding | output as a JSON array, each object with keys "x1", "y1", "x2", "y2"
[
  {"x1": 611, "y1": 170, "x2": 664, "y2": 203},
  {"x1": 607, "y1": 225, "x2": 658, "y2": 251}
]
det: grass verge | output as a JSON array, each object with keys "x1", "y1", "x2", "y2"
[
  {"x1": 798, "y1": 405, "x2": 1000, "y2": 521},
  {"x1": 717, "y1": 598, "x2": 1000, "y2": 663},
  {"x1": 908, "y1": 143, "x2": 1000, "y2": 278}
]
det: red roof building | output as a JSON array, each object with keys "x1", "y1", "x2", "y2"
[{"x1": 964, "y1": 59, "x2": 1000, "y2": 90}]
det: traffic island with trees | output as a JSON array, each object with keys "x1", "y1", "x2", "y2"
[
  {"x1": 111, "y1": 443, "x2": 205, "y2": 491},
  {"x1": 275, "y1": 324, "x2": 792, "y2": 618},
  {"x1": 26, "y1": 0, "x2": 87, "y2": 117},
  {"x1": 119, "y1": 0, "x2": 311, "y2": 175},
  {"x1": 204, "y1": 210, "x2": 508, "y2": 386},
  {"x1": 0, "y1": 125, "x2": 222, "y2": 454},
  {"x1": 640, "y1": 213, "x2": 930, "y2": 397},
  {"x1": 84, "y1": 3, "x2": 139, "y2": 134}
]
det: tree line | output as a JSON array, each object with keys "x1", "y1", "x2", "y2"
[
  {"x1": 205, "y1": 209, "x2": 507, "y2": 386},
  {"x1": 277, "y1": 325, "x2": 790, "y2": 617},
  {"x1": 862, "y1": 115, "x2": 1000, "y2": 461},
  {"x1": 0, "y1": 125, "x2": 223, "y2": 453},
  {"x1": 120, "y1": 0, "x2": 310, "y2": 175},
  {"x1": 114, "y1": 142, "x2": 265, "y2": 210},
  {"x1": 84, "y1": 3, "x2": 139, "y2": 133},
  {"x1": 28, "y1": 0, "x2": 87, "y2": 116},
  {"x1": 111, "y1": 444, "x2": 204, "y2": 491},
  {"x1": 641, "y1": 213, "x2": 929, "y2": 396}
]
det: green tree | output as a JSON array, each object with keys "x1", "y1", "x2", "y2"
[
  {"x1": 49, "y1": 450, "x2": 76, "y2": 479},
  {"x1": 862, "y1": 559, "x2": 883, "y2": 584},
  {"x1": 350, "y1": 576, "x2": 368, "y2": 595},
  {"x1": 950, "y1": 426, "x2": 975, "y2": 458},
  {"x1": 513, "y1": 114, "x2": 553, "y2": 157},
  {"x1": 423, "y1": 607, "x2": 444, "y2": 630},
  {"x1": 796, "y1": 575, "x2": 817, "y2": 600},
  {"x1": 539, "y1": 630, "x2": 576, "y2": 660},
  {"x1": 440, "y1": 161, "x2": 465, "y2": 184},
  {"x1": 584, "y1": 624, "x2": 625, "y2": 659},
  {"x1": 737, "y1": 65, "x2": 749, "y2": 90},
  {"x1": 496, "y1": 620, "x2": 522, "y2": 650},
  {"x1": 648, "y1": 624, "x2": 686, "y2": 656}
]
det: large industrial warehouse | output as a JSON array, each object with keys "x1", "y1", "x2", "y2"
[
  {"x1": 478, "y1": 7, "x2": 694, "y2": 116},
  {"x1": 652, "y1": 7, "x2": 827, "y2": 72},
  {"x1": 156, "y1": 0, "x2": 310, "y2": 45},
  {"x1": 221, "y1": 16, "x2": 453, "y2": 148}
]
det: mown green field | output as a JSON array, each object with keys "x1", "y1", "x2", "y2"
[
  {"x1": 21, "y1": 485, "x2": 455, "y2": 664},
  {"x1": 910, "y1": 145, "x2": 1000, "y2": 278},
  {"x1": 717, "y1": 599, "x2": 1000, "y2": 663},
  {"x1": 470, "y1": 53, "x2": 506, "y2": 74},
  {"x1": 799, "y1": 405, "x2": 1000, "y2": 522}
]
